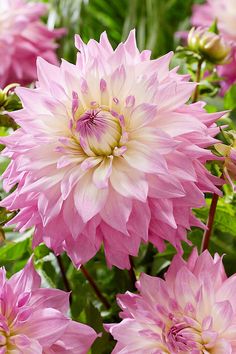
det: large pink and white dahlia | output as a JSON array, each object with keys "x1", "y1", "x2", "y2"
[
  {"x1": 192, "y1": 0, "x2": 236, "y2": 93},
  {"x1": 1, "y1": 31, "x2": 222, "y2": 269},
  {"x1": 0, "y1": 0, "x2": 64, "y2": 87},
  {"x1": 108, "y1": 249, "x2": 236, "y2": 353},
  {"x1": 0, "y1": 259, "x2": 97, "y2": 353}
]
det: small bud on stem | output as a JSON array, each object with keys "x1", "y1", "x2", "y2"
[{"x1": 188, "y1": 27, "x2": 231, "y2": 64}]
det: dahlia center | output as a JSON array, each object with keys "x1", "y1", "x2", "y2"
[
  {"x1": 166, "y1": 322, "x2": 203, "y2": 352},
  {"x1": 0, "y1": 332, "x2": 7, "y2": 347},
  {"x1": 0, "y1": 326, "x2": 10, "y2": 350},
  {"x1": 74, "y1": 108, "x2": 122, "y2": 156}
]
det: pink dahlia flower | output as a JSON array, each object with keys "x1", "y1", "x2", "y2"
[
  {"x1": 0, "y1": 258, "x2": 97, "y2": 353},
  {"x1": 108, "y1": 249, "x2": 236, "y2": 353},
  {"x1": 0, "y1": 0, "x2": 65, "y2": 87},
  {"x1": 191, "y1": 0, "x2": 236, "y2": 93},
  {"x1": 1, "y1": 30, "x2": 222, "y2": 269}
]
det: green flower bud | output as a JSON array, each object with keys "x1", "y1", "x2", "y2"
[
  {"x1": 188, "y1": 27, "x2": 231, "y2": 64},
  {"x1": 213, "y1": 130, "x2": 236, "y2": 190},
  {"x1": 0, "y1": 90, "x2": 7, "y2": 107}
]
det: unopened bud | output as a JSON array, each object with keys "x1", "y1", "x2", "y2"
[
  {"x1": 0, "y1": 90, "x2": 7, "y2": 107},
  {"x1": 214, "y1": 134, "x2": 236, "y2": 190},
  {"x1": 188, "y1": 27, "x2": 231, "y2": 64}
]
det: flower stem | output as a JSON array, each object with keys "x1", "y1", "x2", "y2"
[
  {"x1": 80, "y1": 265, "x2": 111, "y2": 309},
  {"x1": 201, "y1": 193, "x2": 219, "y2": 252},
  {"x1": 128, "y1": 256, "x2": 137, "y2": 290},
  {"x1": 56, "y1": 255, "x2": 73, "y2": 303},
  {"x1": 192, "y1": 59, "x2": 203, "y2": 103}
]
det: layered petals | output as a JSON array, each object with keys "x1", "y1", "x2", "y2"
[
  {"x1": 0, "y1": 0, "x2": 65, "y2": 86},
  {"x1": 108, "y1": 250, "x2": 236, "y2": 353},
  {"x1": 1, "y1": 30, "x2": 223, "y2": 269},
  {"x1": 0, "y1": 259, "x2": 97, "y2": 353}
]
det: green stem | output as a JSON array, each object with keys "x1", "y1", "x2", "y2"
[
  {"x1": 128, "y1": 256, "x2": 137, "y2": 290},
  {"x1": 56, "y1": 255, "x2": 73, "y2": 303},
  {"x1": 80, "y1": 265, "x2": 111, "y2": 309},
  {"x1": 192, "y1": 59, "x2": 203, "y2": 103},
  {"x1": 201, "y1": 193, "x2": 219, "y2": 252}
]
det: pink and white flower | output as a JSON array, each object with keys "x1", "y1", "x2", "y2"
[
  {"x1": 192, "y1": 0, "x2": 236, "y2": 93},
  {"x1": 0, "y1": 0, "x2": 65, "y2": 87},
  {"x1": 0, "y1": 258, "x2": 97, "y2": 353},
  {"x1": 108, "y1": 249, "x2": 236, "y2": 353},
  {"x1": 1, "y1": 30, "x2": 222, "y2": 269}
]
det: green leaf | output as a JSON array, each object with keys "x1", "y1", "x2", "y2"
[
  {"x1": 34, "y1": 244, "x2": 51, "y2": 260},
  {"x1": 208, "y1": 19, "x2": 219, "y2": 34},
  {"x1": 0, "y1": 237, "x2": 31, "y2": 264},
  {"x1": 40, "y1": 260, "x2": 58, "y2": 288},
  {"x1": 195, "y1": 197, "x2": 236, "y2": 261},
  {"x1": 224, "y1": 84, "x2": 236, "y2": 110},
  {"x1": 214, "y1": 199, "x2": 236, "y2": 235},
  {"x1": 85, "y1": 302, "x2": 114, "y2": 354}
]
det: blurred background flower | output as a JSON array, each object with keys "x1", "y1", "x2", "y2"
[
  {"x1": 192, "y1": 0, "x2": 236, "y2": 93},
  {"x1": 0, "y1": 0, "x2": 65, "y2": 87}
]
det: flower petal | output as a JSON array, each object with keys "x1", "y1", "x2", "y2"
[
  {"x1": 48, "y1": 320, "x2": 97, "y2": 354},
  {"x1": 22, "y1": 308, "x2": 69, "y2": 347},
  {"x1": 74, "y1": 172, "x2": 108, "y2": 222},
  {"x1": 93, "y1": 157, "x2": 113, "y2": 189},
  {"x1": 124, "y1": 141, "x2": 168, "y2": 174},
  {"x1": 100, "y1": 188, "x2": 132, "y2": 234},
  {"x1": 110, "y1": 159, "x2": 148, "y2": 202}
]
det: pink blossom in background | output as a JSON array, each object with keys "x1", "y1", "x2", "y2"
[
  {"x1": 108, "y1": 249, "x2": 236, "y2": 353},
  {"x1": 217, "y1": 48, "x2": 236, "y2": 93},
  {"x1": 0, "y1": 0, "x2": 65, "y2": 87},
  {"x1": 192, "y1": 0, "x2": 236, "y2": 93},
  {"x1": 0, "y1": 259, "x2": 97, "y2": 353},
  {"x1": 192, "y1": 0, "x2": 236, "y2": 41},
  {"x1": 1, "y1": 30, "x2": 223, "y2": 269}
]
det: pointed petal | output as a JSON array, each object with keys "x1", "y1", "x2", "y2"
[
  {"x1": 100, "y1": 188, "x2": 132, "y2": 234},
  {"x1": 9, "y1": 258, "x2": 41, "y2": 294},
  {"x1": 23, "y1": 308, "x2": 69, "y2": 347},
  {"x1": 74, "y1": 172, "x2": 108, "y2": 222},
  {"x1": 110, "y1": 159, "x2": 148, "y2": 202},
  {"x1": 93, "y1": 157, "x2": 113, "y2": 189}
]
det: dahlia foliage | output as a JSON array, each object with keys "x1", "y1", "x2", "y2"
[
  {"x1": 192, "y1": 0, "x2": 236, "y2": 92},
  {"x1": 0, "y1": 258, "x2": 97, "y2": 353},
  {"x1": 1, "y1": 31, "x2": 222, "y2": 269},
  {"x1": 109, "y1": 249, "x2": 236, "y2": 353},
  {"x1": 0, "y1": 0, "x2": 64, "y2": 87}
]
